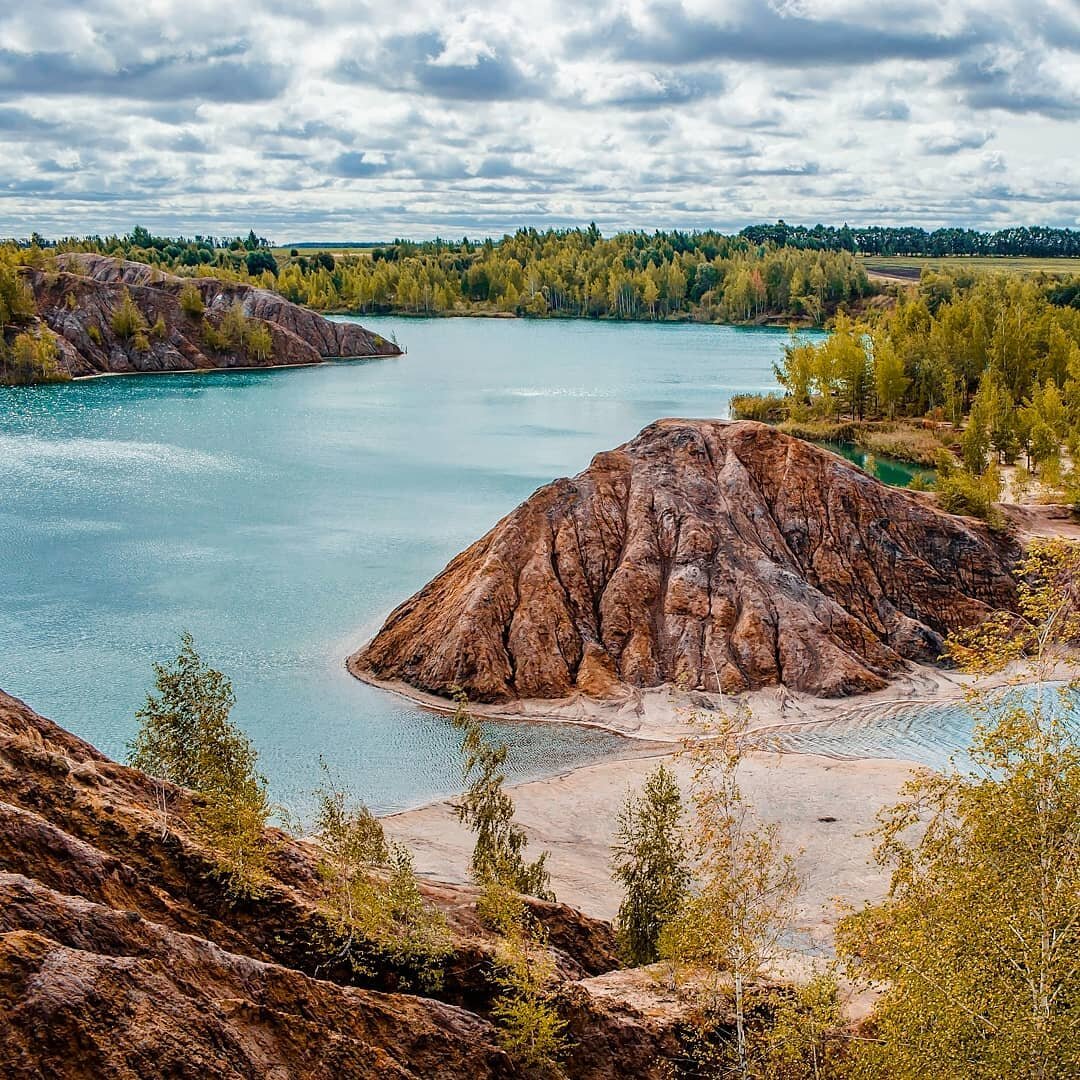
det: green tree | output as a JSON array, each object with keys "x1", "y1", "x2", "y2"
[
  {"x1": 451, "y1": 692, "x2": 553, "y2": 900},
  {"x1": 871, "y1": 334, "x2": 910, "y2": 418},
  {"x1": 179, "y1": 284, "x2": 205, "y2": 318},
  {"x1": 611, "y1": 763, "x2": 691, "y2": 965},
  {"x1": 660, "y1": 708, "x2": 801, "y2": 1080},
  {"x1": 838, "y1": 541, "x2": 1080, "y2": 1080},
  {"x1": 312, "y1": 762, "x2": 450, "y2": 988},
  {"x1": 129, "y1": 632, "x2": 270, "y2": 892}
]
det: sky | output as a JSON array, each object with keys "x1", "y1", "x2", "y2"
[{"x1": 2, "y1": 0, "x2": 1079, "y2": 241}]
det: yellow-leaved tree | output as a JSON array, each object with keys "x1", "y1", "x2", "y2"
[{"x1": 837, "y1": 539, "x2": 1080, "y2": 1079}]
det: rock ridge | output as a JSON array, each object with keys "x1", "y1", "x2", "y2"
[{"x1": 19, "y1": 252, "x2": 400, "y2": 378}]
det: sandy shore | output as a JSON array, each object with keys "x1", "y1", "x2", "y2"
[
  {"x1": 381, "y1": 656, "x2": 1076, "y2": 954},
  {"x1": 385, "y1": 749, "x2": 917, "y2": 955}
]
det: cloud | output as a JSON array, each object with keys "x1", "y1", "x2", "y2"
[
  {"x1": 0, "y1": 0, "x2": 1077, "y2": 237},
  {"x1": 573, "y1": 1, "x2": 986, "y2": 68},
  {"x1": 331, "y1": 151, "x2": 390, "y2": 178},
  {"x1": 0, "y1": 44, "x2": 289, "y2": 102},
  {"x1": 922, "y1": 126, "x2": 993, "y2": 155},
  {"x1": 335, "y1": 31, "x2": 547, "y2": 101}
]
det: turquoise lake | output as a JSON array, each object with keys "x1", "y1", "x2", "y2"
[{"x1": 0, "y1": 316, "x2": 973, "y2": 818}]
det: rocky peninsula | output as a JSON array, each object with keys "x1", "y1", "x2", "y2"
[
  {"x1": 350, "y1": 419, "x2": 1019, "y2": 706},
  {"x1": 17, "y1": 253, "x2": 400, "y2": 379}
]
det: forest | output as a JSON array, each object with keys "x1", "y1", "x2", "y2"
[
  {"x1": 732, "y1": 266, "x2": 1080, "y2": 517},
  {"x1": 740, "y1": 221, "x2": 1080, "y2": 257},
  {"x1": 15, "y1": 226, "x2": 875, "y2": 324}
]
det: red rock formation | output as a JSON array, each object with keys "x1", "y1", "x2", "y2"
[
  {"x1": 20, "y1": 253, "x2": 399, "y2": 378},
  {"x1": 1, "y1": 687, "x2": 700, "y2": 1078},
  {"x1": 351, "y1": 420, "x2": 1018, "y2": 702}
]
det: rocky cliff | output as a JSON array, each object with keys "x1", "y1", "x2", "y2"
[
  {"x1": 19, "y1": 253, "x2": 399, "y2": 378},
  {"x1": 351, "y1": 420, "x2": 1019, "y2": 702},
  {"x1": 0, "y1": 688, "x2": 688, "y2": 1078}
]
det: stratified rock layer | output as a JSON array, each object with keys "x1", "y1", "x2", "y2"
[
  {"x1": 351, "y1": 420, "x2": 1018, "y2": 702},
  {"x1": 3, "y1": 688, "x2": 694, "y2": 1078},
  {"x1": 21, "y1": 253, "x2": 399, "y2": 377}
]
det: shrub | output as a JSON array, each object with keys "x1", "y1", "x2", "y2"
[
  {"x1": 2, "y1": 329, "x2": 68, "y2": 384},
  {"x1": 314, "y1": 765, "x2": 451, "y2": 989},
  {"x1": 150, "y1": 316, "x2": 168, "y2": 341},
  {"x1": 87, "y1": 324, "x2": 102, "y2": 346},
  {"x1": 179, "y1": 285, "x2": 205, "y2": 318},
  {"x1": 110, "y1": 289, "x2": 148, "y2": 342},
  {"x1": 729, "y1": 392, "x2": 788, "y2": 422},
  {"x1": 935, "y1": 453, "x2": 1002, "y2": 524},
  {"x1": 855, "y1": 425, "x2": 944, "y2": 467}
]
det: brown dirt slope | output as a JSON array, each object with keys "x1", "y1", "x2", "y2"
[{"x1": 0, "y1": 687, "x2": 689, "y2": 1078}]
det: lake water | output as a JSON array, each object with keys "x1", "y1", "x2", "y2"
[{"x1": 2, "y1": 317, "x2": 835, "y2": 818}]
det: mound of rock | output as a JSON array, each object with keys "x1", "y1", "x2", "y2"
[
  {"x1": 1, "y1": 687, "x2": 700, "y2": 1078},
  {"x1": 351, "y1": 420, "x2": 1018, "y2": 701},
  {"x1": 19, "y1": 253, "x2": 399, "y2": 378}
]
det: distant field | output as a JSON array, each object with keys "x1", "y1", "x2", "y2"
[
  {"x1": 861, "y1": 254, "x2": 1080, "y2": 281},
  {"x1": 270, "y1": 243, "x2": 387, "y2": 257}
]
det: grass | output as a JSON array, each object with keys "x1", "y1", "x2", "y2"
[{"x1": 861, "y1": 255, "x2": 1080, "y2": 280}]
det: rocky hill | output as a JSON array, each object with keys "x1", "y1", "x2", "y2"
[
  {"x1": 351, "y1": 420, "x2": 1019, "y2": 703},
  {"x1": 0, "y1": 688, "x2": 687, "y2": 1078},
  {"x1": 17, "y1": 253, "x2": 399, "y2": 378}
]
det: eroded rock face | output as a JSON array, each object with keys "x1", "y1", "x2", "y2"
[
  {"x1": 351, "y1": 420, "x2": 1019, "y2": 702},
  {"x1": 0, "y1": 688, "x2": 651, "y2": 1079},
  {"x1": 21, "y1": 253, "x2": 399, "y2": 378}
]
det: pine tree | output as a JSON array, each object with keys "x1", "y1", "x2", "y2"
[{"x1": 611, "y1": 763, "x2": 690, "y2": 965}]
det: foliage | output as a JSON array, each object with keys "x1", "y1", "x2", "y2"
[
  {"x1": 128, "y1": 632, "x2": 271, "y2": 894},
  {"x1": 611, "y1": 763, "x2": 691, "y2": 965},
  {"x1": 675, "y1": 974, "x2": 850, "y2": 1080},
  {"x1": 109, "y1": 288, "x2": 149, "y2": 348},
  {"x1": 313, "y1": 762, "x2": 451, "y2": 989},
  {"x1": 729, "y1": 392, "x2": 788, "y2": 422},
  {"x1": 201, "y1": 301, "x2": 273, "y2": 362},
  {"x1": 482, "y1": 877, "x2": 569, "y2": 1073},
  {"x1": 837, "y1": 541, "x2": 1080, "y2": 1080},
  {"x1": 933, "y1": 452, "x2": 1003, "y2": 524},
  {"x1": 451, "y1": 691, "x2": 553, "y2": 900},
  {"x1": 2, "y1": 329, "x2": 67, "y2": 384},
  {"x1": 179, "y1": 284, "x2": 205, "y2": 318},
  {"x1": 660, "y1": 707, "x2": 802, "y2": 1080}
]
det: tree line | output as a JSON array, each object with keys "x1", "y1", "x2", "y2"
[
  {"x1": 734, "y1": 267, "x2": 1080, "y2": 518},
  {"x1": 8, "y1": 225, "x2": 874, "y2": 325},
  {"x1": 741, "y1": 221, "x2": 1080, "y2": 258}
]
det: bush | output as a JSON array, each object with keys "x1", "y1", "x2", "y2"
[
  {"x1": 2, "y1": 329, "x2": 68, "y2": 384},
  {"x1": 855, "y1": 425, "x2": 944, "y2": 467},
  {"x1": 314, "y1": 766, "x2": 451, "y2": 989},
  {"x1": 179, "y1": 285, "x2": 205, "y2": 318},
  {"x1": 110, "y1": 289, "x2": 149, "y2": 342},
  {"x1": 729, "y1": 392, "x2": 788, "y2": 422},
  {"x1": 935, "y1": 453, "x2": 1002, "y2": 524}
]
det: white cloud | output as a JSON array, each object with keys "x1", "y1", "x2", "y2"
[{"x1": 0, "y1": 0, "x2": 1078, "y2": 237}]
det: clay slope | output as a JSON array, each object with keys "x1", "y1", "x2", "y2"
[
  {"x1": 351, "y1": 420, "x2": 1019, "y2": 702},
  {"x1": 21, "y1": 252, "x2": 399, "y2": 378},
  {"x1": 2, "y1": 688, "x2": 689, "y2": 1079}
]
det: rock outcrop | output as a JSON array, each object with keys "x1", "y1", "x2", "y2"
[
  {"x1": 0, "y1": 687, "x2": 692, "y2": 1078},
  {"x1": 351, "y1": 420, "x2": 1019, "y2": 702},
  {"x1": 19, "y1": 253, "x2": 399, "y2": 378}
]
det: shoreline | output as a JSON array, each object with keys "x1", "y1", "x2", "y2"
[{"x1": 70, "y1": 352, "x2": 402, "y2": 382}]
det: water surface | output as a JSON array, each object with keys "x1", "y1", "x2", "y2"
[{"x1": 2, "y1": 317, "x2": 827, "y2": 817}]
